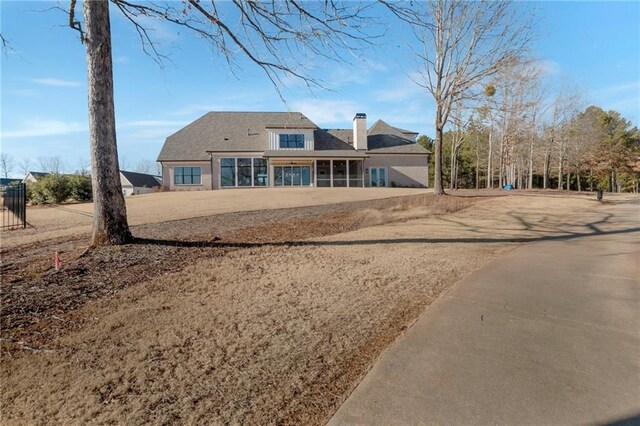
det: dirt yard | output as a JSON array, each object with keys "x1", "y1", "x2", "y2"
[{"x1": 1, "y1": 190, "x2": 634, "y2": 425}]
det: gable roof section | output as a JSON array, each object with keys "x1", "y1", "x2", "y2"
[
  {"x1": 366, "y1": 120, "x2": 430, "y2": 155},
  {"x1": 120, "y1": 170, "x2": 161, "y2": 188},
  {"x1": 157, "y1": 112, "x2": 318, "y2": 161},
  {"x1": 26, "y1": 171, "x2": 50, "y2": 179}
]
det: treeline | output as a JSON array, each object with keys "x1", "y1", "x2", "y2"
[{"x1": 418, "y1": 61, "x2": 640, "y2": 193}]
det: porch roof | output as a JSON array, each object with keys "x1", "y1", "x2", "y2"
[{"x1": 263, "y1": 150, "x2": 368, "y2": 159}]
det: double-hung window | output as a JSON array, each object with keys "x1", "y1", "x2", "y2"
[
  {"x1": 279, "y1": 134, "x2": 305, "y2": 149},
  {"x1": 174, "y1": 167, "x2": 201, "y2": 185}
]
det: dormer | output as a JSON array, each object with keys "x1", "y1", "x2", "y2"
[{"x1": 267, "y1": 127, "x2": 315, "y2": 150}]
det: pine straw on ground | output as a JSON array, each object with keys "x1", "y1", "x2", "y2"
[{"x1": 2, "y1": 193, "x2": 499, "y2": 425}]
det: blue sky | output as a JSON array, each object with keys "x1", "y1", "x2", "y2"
[{"x1": 1, "y1": 1, "x2": 639, "y2": 177}]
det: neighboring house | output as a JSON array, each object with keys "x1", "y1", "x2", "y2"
[
  {"x1": 120, "y1": 170, "x2": 162, "y2": 196},
  {"x1": 0, "y1": 178, "x2": 21, "y2": 189},
  {"x1": 22, "y1": 171, "x2": 52, "y2": 184},
  {"x1": 23, "y1": 170, "x2": 161, "y2": 197},
  {"x1": 157, "y1": 112, "x2": 430, "y2": 190}
]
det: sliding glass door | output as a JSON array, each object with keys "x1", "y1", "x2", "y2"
[{"x1": 274, "y1": 166, "x2": 312, "y2": 186}]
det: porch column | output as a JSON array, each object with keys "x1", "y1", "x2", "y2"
[
  {"x1": 347, "y1": 160, "x2": 350, "y2": 187},
  {"x1": 330, "y1": 159, "x2": 333, "y2": 188}
]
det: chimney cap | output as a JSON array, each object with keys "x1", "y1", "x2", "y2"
[{"x1": 354, "y1": 113, "x2": 367, "y2": 119}]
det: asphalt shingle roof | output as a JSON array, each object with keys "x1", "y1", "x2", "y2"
[
  {"x1": 157, "y1": 112, "x2": 430, "y2": 160},
  {"x1": 366, "y1": 120, "x2": 430, "y2": 154},
  {"x1": 263, "y1": 150, "x2": 367, "y2": 158},
  {"x1": 120, "y1": 170, "x2": 162, "y2": 188},
  {"x1": 157, "y1": 112, "x2": 319, "y2": 161}
]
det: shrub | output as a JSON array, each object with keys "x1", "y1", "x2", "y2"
[
  {"x1": 41, "y1": 173, "x2": 71, "y2": 204},
  {"x1": 27, "y1": 174, "x2": 71, "y2": 205},
  {"x1": 69, "y1": 174, "x2": 93, "y2": 201},
  {"x1": 27, "y1": 181, "x2": 49, "y2": 205}
]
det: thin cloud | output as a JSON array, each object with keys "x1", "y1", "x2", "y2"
[
  {"x1": 290, "y1": 99, "x2": 361, "y2": 125},
  {"x1": 1, "y1": 120, "x2": 86, "y2": 139},
  {"x1": 31, "y1": 78, "x2": 83, "y2": 87},
  {"x1": 124, "y1": 120, "x2": 189, "y2": 127},
  {"x1": 374, "y1": 73, "x2": 422, "y2": 103},
  {"x1": 592, "y1": 80, "x2": 640, "y2": 96},
  {"x1": 534, "y1": 59, "x2": 560, "y2": 76}
]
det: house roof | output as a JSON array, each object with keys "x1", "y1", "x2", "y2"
[
  {"x1": 158, "y1": 112, "x2": 319, "y2": 161},
  {"x1": 366, "y1": 120, "x2": 430, "y2": 154},
  {"x1": 326, "y1": 120, "x2": 430, "y2": 155},
  {"x1": 263, "y1": 150, "x2": 368, "y2": 158},
  {"x1": 158, "y1": 112, "x2": 429, "y2": 160},
  {"x1": 120, "y1": 170, "x2": 162, "y2": 188},
  {"x1": 26, "y1": 171, "x2": 51, "y2": 179},
  {"x1": 0, "y1": 178, "x2": 20, "y2": 186},
  {"x1": 394, "y1": 126, "x2": 420, "y2": 137}
]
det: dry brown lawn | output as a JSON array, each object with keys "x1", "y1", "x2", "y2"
[
  {"x1": 1, "y1": 191, "x2": 631, "y2": 425},
  {"x1": 1, "y1": 187, "x2": 426, "y2": 248}
]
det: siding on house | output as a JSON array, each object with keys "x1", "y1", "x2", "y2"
[
  {"x1": 267, "y1": 129, "x2": 315, "y2": 150},
  {"x1": 162, "y1": 161, "x2": 212, "y2": 191},
  {"x1": 365, "y1": 154, "x2": 429, "y2": 188}
]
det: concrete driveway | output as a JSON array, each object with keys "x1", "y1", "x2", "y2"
[{"x1": 330, "y1": 198, "x2": 640, "y2": 425}]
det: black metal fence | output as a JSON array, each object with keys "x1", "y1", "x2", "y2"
[{"x1": 1, "y1": 183, "x2": 27, "y2": 230}]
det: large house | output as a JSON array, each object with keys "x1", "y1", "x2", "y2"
[{"x1": 157, "y1": 112, "x2": 430, "y2": 191}]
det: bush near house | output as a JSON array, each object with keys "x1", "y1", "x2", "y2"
[
  {"x1": 68, "y1": 174, "x2": 93, "y2": 201},
  {"x1": 27, "y1": 173, "x2": 93, "y2": 205}
]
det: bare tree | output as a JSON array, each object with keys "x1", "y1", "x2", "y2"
[
  {"x1": 18, "y1": 158, "x2": 32, "y2": 177},
  {"x1": 448, "y1": 105, "x2": 472, "y2": 189},
  {"x1": 492, "y1": 59, "x2": 543, "y2": 188},
  {"x1": 410, "y1": 0, "x2": 533, "y2": 195},
  {"x1": 63, "y1": 0, "x2": 374, "y2": 246},
  {"x1": 37, "y1": 156, "x2": 65, "y2": 173},
  {"x1": 0, "y1": 153, "x2": 14, "y2": 178},
  {"x1": 76, "y1": 157, "x2": 91, "y2": 174},
  {"x1": 134, "y1": 159, "x2": 158, "y2": 175},
  {"x1": 541, "y1": 82, "x2": 582, "y2": 189}
]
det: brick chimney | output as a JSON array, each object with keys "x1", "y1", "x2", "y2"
[{"x1": 353, "y1": 113, "x2": 367, "y2": 150}]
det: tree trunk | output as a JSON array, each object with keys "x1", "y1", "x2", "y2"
[
  {"x1": 609, "y1": 171, "x2": 614, "y2": 192},
  {"x1": 433, "y1": 108, "x2": 445, "y2": 195},
  {"x1": 566, "y1": 172, "x2": 570, "y2": 191},
  {"x1": 83, "y1": 0, "x2": 132, "y2": 246},
  {"x1": 589, "y1": 168, "x2": 593, "y2": 192},
  {"x1": 528, "y1": 140, "x2": 534, "y2": 189},
  {"x1": 475, "y1": 137, "x2": 480, "y2": 190},
  {"x1": 449, "y1": 142, "x2": 455, "y2": 190},
  {"x1": 543, "y1": 149, "x2": 550, "y2": 189},
  {"x1": 487, "y1": 126, "x2": 493, "y2": 189},
  {"x1": 576, "y1": 168, "x2": 581, "y2": 192},
  {"x1": 499, "y1": 134, "x2": 505, "y2": 188},
  {"x1": 558, "y1": 158, "x2": 563, "y2": 190}
]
